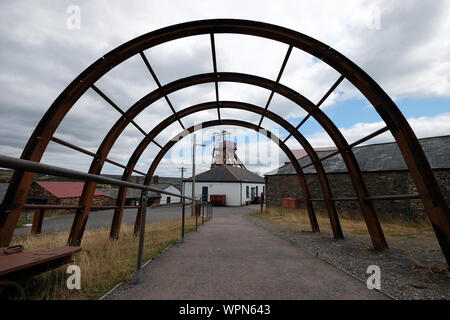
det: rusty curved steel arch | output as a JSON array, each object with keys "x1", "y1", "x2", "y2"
[
  {"x1": 133, "y1": 119, "x2": 321, "y2": 236},
  {"x1": 110, "y1": 101, "x2": 344, "y2": 240},
  {"x1": 0, "y1": 19, "x2": 447, "y2": 265},
  {"x1": 71, "y1": 72, "x2": 381, "y2": 249}
]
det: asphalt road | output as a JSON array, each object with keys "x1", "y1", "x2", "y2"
[
  {"x1": 14, "y1": 204, "x2": 186, "y2": 236},
  {"x1": 104, "y1": 205, "x2": 388, "y2": 300}
]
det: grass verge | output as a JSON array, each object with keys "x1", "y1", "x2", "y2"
[
  {"x1": 16, "y1": 209, "x2": 73, "y2": 228},
  {"x1": 10, "y1": 216, "x2": 204, "y2": 300},
  {"x1": 251, "y1": 207, "x2": 433, "y2": 237}
]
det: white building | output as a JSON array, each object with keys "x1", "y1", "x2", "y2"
[
  {"x1": 183, "y1": 165, "x2": 265, "y2": 206},
  {"x1": 152, "y1": 183, "x2": 181, "y2": 204}
]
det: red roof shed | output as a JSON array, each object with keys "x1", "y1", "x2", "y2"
[{"x1": 35, "y1": 182, "x2": 104, "y2": 198}]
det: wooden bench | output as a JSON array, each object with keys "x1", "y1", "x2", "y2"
[{"x1": 0, "y1": 246, "x2": 81, "y2": 295}]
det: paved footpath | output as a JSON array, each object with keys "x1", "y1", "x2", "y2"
[{"x1": 104, "y1": 205, "x2": 388, "y2": 300}]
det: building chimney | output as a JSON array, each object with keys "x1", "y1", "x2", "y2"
[{"x1": 153, "y1": 175, "x2": 159, "y2": 184}]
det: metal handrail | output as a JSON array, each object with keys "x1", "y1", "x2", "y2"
[
  {"x1": 0, "y1": 154, "x2": 200, "y2": 203},
  {"x1": 0, "y1": 154, "x2": 214, "y2": 285},
  {"x1": 1, "y1": 155, "x2": 217, "y2": 286}
]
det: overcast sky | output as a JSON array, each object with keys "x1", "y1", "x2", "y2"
[{"x1": 0, "y1": 0, "x2": 449, "y2": 177}]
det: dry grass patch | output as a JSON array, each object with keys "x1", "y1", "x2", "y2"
[
  {"x1": 9, "y1": 216, "x2": 203, "y2": 300},
  {"x1": 252, "y1": 207, "x2": 434, "y2": 237},
  {"x1": 16, "y1": 209, "x2": 71, "y2": 228},
  {"x1": 252, "y1": 207, "x2": 444, "y2": 270}
]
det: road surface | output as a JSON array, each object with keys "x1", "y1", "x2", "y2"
[{"x1": 14, "y1": 204, "x2": 185, "y2": 236}]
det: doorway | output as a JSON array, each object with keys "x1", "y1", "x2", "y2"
[{"x1": 202, "y1": 186, "x2": 208, "y2": 202}]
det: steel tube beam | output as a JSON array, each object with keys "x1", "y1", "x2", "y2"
[
  {"x1": 309, "y1": 197, "x2": 358, "y2": 202},
  {"x1": 0, "y1": 155, "x2": 190, "y2": 198},
  {"x1": 91, "y1": 85, "x2": 148, "y2": 136},
  {"x1": 257, "y1": 45, "x2": 293, "y2": 129},
  {"x1": 348, "y1": 126, "x2": 389, "y2": 149},
  {"x1": 139, "y1": 52, "x2": 185, "y2": 130},
  {"x1": 283, "y1": 75, "x2": 344, "y2": 143},
  {"x1": 25, "y1": 204, "x2": 83, "y2": 210},
  {"x1": 302, "y1": 126, "x2": 390, "y2": 169},
  {"x1": 50, "y1": 137, "x2": 99, "y2": 158},
  {"x1": 366, "y1": 194, "x2": 421, "y2": 201},
  {"x1": 316, "y1": 75, "x2": 346, "y2": 108},
  {"x1": 210, "y1": 33, "x2": 221, "y2": 121},
  {"x1": 23, "y1": 204, "x2": 140, "y2": 210},
  {"x1": 135, "y1": 191, "x2": 147, "y2": 284},
  {"x1": 309, "y1": 194, "x2": 421, "y2": 202},
  {"x1": 51, "y1": 136, "x2": 147, "y2": 176}
]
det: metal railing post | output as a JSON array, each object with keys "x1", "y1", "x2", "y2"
[
  {"x1": 260, "y1": 192, "x2": 264, "y2": 213},
  {"x1": 202, "y1": 203, "x2": 205, "y2": 225},
  {"x1": 181, "y1": 197, "x2": 185, "y2": 242},
  {"x1": 136, "y1": 191, "x2": 148, "y2": 284},
  {"x1": 180, "y1": 166, "x2": 186, "y2": 242},
  {"x1": 195, "y1": 199, "x2": 198, "y2": 231}
]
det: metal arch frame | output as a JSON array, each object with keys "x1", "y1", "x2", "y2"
[
  {"x1": 134, "y1": 119, "x2": 317, "y2": 234},
  {"x1": 0, "y1": 19, "x2": 447, "y2": 264},
  {"x1": 133, "y1": 119, "x2": 321, "y2": 236},
  {"x1": 110, "y1": 101, "x2": 346, "y2": 240},
  {"x1": 77, "y1": 72, "x2": 380, "y2": 248}
]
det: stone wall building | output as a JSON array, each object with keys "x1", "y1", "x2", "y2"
[
  {"x1": 265, "y1": 135, "x2": 450, "y2": 219},
  {"x1": 27, "y1": 181, "x2": 115, "y2": 208}
]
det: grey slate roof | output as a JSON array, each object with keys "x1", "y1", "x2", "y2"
[
  {"x1": 184, "y1": 165, "x2": 265, "y2": 183},
  {"x1": 265, "y1": 135, "x2": 450, "y2": 176},
  {"x1": 153, "y1": 177, "x2": 182, "y2": 188},
  {"x1": 151, "y1": 183, "x2": 180, "y2": 191},
  {"x1": 98, "y1": 188, "x2": 161, "y2": 199},
  {"x1": 98, "y1": 182, "x2": 179, "y2": 200}
]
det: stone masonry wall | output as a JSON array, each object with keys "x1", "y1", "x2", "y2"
[
  {"x1": 27, "y1": 184, "x2": 115, "y2": 212},
  {"x1": 27, "y1": 183, "x2": 58, "y2": 204},
  {"x1": 265, "y1": 169, "x2": 450, "y2": 219}
]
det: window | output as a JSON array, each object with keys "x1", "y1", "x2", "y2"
[
  {"x1": 256, "y1": 186, "x2": 259, "y2": 197},
  {"x1": 167, "y1": 197, "x2": 171, "y2": 204},
  {"x1": 26, "y1": 198, "x2": 48, "y2": 205},
  {"x1": 246, "y1": 186, "x2": 249, "y2": 198}
]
